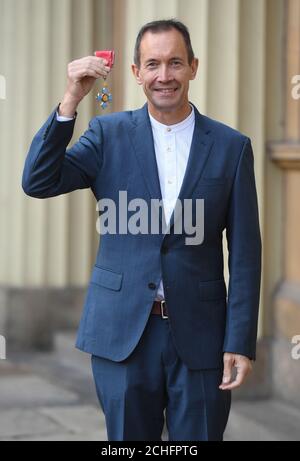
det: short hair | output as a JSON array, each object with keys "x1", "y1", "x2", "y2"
[{"x1": 134, "y1": 19, "x2": 195, "y2": 68}]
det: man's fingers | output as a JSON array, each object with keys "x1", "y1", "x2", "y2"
[
  {"x1": 219, "y1": 365, "x2": 247, "y2": 390},
  {"x1": 221, "y1": 354, "x2": 233, "y2": 386},
  {"x1": 71, "y1": 67, "x2": 108, "y2": 82},
  {"x1": 73, "y1": 69, "x2": 100, "y2": 82},
  {"x1": 219, "y1": 355, "x2": 252, "y2": 391},
  {"x1": 68, "y1": 57, "x2": 111, "y2": 81}
]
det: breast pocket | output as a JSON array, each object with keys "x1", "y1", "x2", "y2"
[{"x1": 197, "y1": 177, "x2": 228, "y2": 186}]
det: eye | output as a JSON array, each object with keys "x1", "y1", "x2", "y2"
[
  {"x1": 171, "y1": 61, "x2": 182, "y2": 67},
  {"x1": 147, "y1": 62, "x2": 158, "y2": 68}
]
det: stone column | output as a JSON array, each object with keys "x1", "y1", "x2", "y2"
[
  {"x1": 268, "y1": 0, "x2": 300, "y2": 405},
  {"x1": 0, "y1": 0, "x2": 113, "y2": 351}
]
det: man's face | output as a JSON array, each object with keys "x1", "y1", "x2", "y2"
[{"x1": 132, "y1": 29, "x2": 198, "y2": 114}]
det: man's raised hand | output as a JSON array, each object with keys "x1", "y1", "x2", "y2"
[{"x1": 59, "y1": 55, "x2": 111, "y2": 117}]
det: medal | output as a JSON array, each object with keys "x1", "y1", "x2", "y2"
[{"x1": 95, "y1": 50, "x2": 115, "y2": 110}]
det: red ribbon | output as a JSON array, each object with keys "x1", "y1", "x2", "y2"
[{"x1": 95, "y1": 50, "x2": 115, "y2": 68}]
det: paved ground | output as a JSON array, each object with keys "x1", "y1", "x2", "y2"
[{"x1": 0, "y1": 332, "x2": 299, "y2": 441}]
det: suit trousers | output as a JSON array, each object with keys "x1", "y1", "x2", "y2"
[{"x1": 91, "y1": 313, "x2": 231, "y2": 441}]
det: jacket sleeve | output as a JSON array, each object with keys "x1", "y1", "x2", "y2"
[
  {"x1": 22, "y1": 107, "x2": 103, "y2": 198},
  {"x1": 223, "y1": 138, "x2": 262, "y2": 360}
]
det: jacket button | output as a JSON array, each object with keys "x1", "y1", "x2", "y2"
[{"x1": 148, "y1": 282, "x2": 156, "y2": 290}]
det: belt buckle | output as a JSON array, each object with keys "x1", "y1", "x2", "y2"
[{"x1": 160, "y1": 300, "x2": 168, "y2": 319}]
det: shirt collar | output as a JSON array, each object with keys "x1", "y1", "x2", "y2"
[{"x1": 148, "y1": 104, "x2": 195, "y2": 134}]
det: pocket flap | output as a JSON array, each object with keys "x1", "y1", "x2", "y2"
[
  {"x1": 198, "y1": 279, "x2": 227, "y2": 300},
  {"x1": 91, "y1": 265, "x2": 123, "y2": 291}
]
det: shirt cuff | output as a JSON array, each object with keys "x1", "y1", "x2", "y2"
[
  {"x1": 56, "y1": 103, "x2": 77, "y2": 122},
  {"x1": 56, "y1": 111, "x2": 75, "y2": 122}
]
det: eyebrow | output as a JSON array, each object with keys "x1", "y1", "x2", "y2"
[{"x1": 144, "y1": 57, "x2": 184, "y2": 64}]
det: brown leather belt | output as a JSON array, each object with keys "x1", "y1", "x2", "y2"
[{"x1": 151, "y1": 300, "x2": 169, "y2": 319}]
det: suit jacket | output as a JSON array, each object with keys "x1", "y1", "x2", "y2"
[{"x1": 22, "y1": 103, "x2": 261, "y2": 369}]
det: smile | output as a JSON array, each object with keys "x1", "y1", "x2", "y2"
[{"x1": 154, "y1": 88, "x2": 178, "y2": 95}]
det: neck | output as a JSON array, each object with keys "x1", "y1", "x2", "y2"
[{"x1": 148, "y1": 102, "x2": 192, "y2": 126}]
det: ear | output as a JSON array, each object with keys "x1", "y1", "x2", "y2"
[
  {"x1": 190, "y1": 58, "x2": 199, "y2": 81},
  {"x1": 131, "y1": 64, "x2": 143, "y2": 85}
]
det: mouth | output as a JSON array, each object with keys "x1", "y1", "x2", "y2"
[{"x1": 153, "y1": 88, "x2": 178, "y2": 95}]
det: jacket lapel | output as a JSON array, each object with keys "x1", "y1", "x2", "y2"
[
  {"x1": 130, "y1": 105, "x2": 162, "y2": 203},
  {"x1": 168, "y1": 107, "x2": 215, "y2": 231}
]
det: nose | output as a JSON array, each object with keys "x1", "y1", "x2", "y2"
[{"x1": 157, "y1": 64, "x2": 172, "y2": 83}]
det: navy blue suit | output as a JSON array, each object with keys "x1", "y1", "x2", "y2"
[{"x1": 22, "y1": 103, "x2": 261, "y2": 440}]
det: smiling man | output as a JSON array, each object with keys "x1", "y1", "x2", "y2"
[{"x1": 22, "y1": 19, "x2": 261, "y2": 441}]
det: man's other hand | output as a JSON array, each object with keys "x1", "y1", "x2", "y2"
[{"x1": 219, "y1": 352, "x2": 253, "y2": 391}]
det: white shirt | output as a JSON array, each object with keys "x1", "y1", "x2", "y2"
[
  {"x1": 148, "y1": 106, "x2": 195, "y2": 300},
  {"x1": 56, "y1": 106, "x2": 195, "y2": 300}
]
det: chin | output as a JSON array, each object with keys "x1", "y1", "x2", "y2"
[{"x1": 151, "y1": 99, "x2": 181, "y2": 112}]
